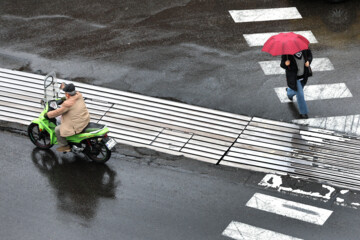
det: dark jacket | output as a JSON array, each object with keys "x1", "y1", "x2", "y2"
[{"x1": 280, "y1": 49, "x2": 313, "y2": 91}]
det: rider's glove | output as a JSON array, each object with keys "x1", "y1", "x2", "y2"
[{"x1": 44, "y1": 113, "x2": 50, "y2": 120}]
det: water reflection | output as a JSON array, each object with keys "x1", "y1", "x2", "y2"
[
  {"x1": 1, "y1": 0, "x2": 358, "y2": 54},
  {"x1": 322, "y1": 3, "x2": 357, "y2": 32},
  {"x1": 291, "y1": 0, "x2": 358, "y2": 33},
  {"x1": 31, "y1": 148, "x2": 118, "y2": 222}
]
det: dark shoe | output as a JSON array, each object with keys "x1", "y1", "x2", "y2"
[
  {"x1": 286, "y1": 88, "x2": 293, "y2": 101},
  {"x1": 299, "y1": 114, "x2": 308, "y2": 119},
  {"x1": 56, "y1": 145, "x2": 71, "y2": 152}
]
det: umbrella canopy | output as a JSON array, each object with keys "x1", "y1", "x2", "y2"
[{"x1": 262, "y1": 32, "x2": 310, "y2": 56}]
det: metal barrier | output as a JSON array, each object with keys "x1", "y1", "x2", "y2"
[{"x1": 1, "y1": 67, "x2": 360, "y2": 191}]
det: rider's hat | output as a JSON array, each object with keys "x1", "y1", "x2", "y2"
[{"x1": 63, "y1": 83, "x2": 76, "y2": 93}]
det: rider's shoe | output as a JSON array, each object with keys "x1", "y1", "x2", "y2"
[{"x1": 56, "y1": 145, "x2": 71, "y2": 152}]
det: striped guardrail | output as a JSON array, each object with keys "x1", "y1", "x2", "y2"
[
  {"x1": 0, "y1": 67, "x2": 250, "y2": 165},
  {"x1": 1, "y1": 67, "x2": 360, "y2": 191},
  {"x1": 221, "y1": 117, "x2": 360, "y2": 190}
]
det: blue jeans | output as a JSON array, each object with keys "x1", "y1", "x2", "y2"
[{"x1": 287, "y1": 80, "x2": 308, "y2": 115}]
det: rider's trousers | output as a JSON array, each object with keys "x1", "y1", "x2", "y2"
[{"x1": 55, "y1": 125, "x2": 68, "y2": 146}]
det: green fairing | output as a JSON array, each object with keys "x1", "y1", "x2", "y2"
[
  {"x1": 66, "y1": 127, "x2": 109, "y2": 143},
  {"x1": 32, "y1": 115, "x2": 58, "y2": 145},
  {"x1": 32, "y1": 105, "x2": 108, "y2": 144}
]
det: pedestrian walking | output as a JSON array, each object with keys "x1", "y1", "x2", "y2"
[
  {"x1": 280, "y1": 49, "x2": 313, "y2": 119},
  {"x1": 262, "y1": 32, "x2": 313, "y2": 119}
]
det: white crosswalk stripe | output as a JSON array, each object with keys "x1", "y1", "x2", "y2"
[
  {"x1": 246, "y1": 193, "x2": 333, "y2": 225},
  {"x1": 229, "y1": 7, "x2": 302, "y2": 23},
  {"x1": 293, "y1": 115, "x2": 360, "y2": 135},
  {"x1": 243, "y1": 31, "x2": 318, "y2": 47},
  {"x1": 274, "y1": 83, "x2": 352, "y2": 103},
  {"x1": 222, "y1": 221, "x2": 303, "y2": 240},
  {"x1": 259, "y1": 58, "x2": 334, "y2": 75}
]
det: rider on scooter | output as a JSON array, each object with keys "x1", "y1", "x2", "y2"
[{"x1": 46, "y1": 83, "x2": 90, "y2": 152}]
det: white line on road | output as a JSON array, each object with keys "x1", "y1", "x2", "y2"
[
  {"x1": 259, "y1": 58, "x2": 334, "y2": 75},
  {"x1": 244, "y1": 31, "x2": 318, "y2": 47},
  {"x1": 229, "y1": 7, "x2": 302, "y2": 23},
  {"x1": 246, "y1": 193, "x2": 333, "y2": 225},
  {"x1": 274, "y1": 83, "x2": 352, "y2": 103},
  {"x1": 222, "y1": 221, "x2": 303, "y2": 240},
  {"x1": 293, "y1": 115, "x2": 360, "y2": 135}
]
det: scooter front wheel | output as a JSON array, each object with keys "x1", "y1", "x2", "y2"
[{"x1": 28, "y1": 123, "x2": 53, "y2": 149}]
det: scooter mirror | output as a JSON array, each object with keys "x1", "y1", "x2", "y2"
[{"x1": 44, "y1": 76, "x2": 53, "y2": 88}]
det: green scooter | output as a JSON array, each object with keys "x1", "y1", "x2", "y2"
[{"x1": 27, "y1": 72, "x2": 116, "y2": 163}]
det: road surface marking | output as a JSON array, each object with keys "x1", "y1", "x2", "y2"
[
  {"x1": 246, "y1": 193, "x2": 333, "y2": 225},
  {"x1": 293, "y1": 115, "x2": 360, "y2": 135},
  {"x1": 229, "y1": 7, "x2": 302, "y2": 23},
  {"x1": 274, "y1": 83, "x2": 352, "y2": 103},
  {"x1": 222, "y1": 221, "x2": 303, "y2": 240},
  {"x1": 244, "y1": 31, "x2": 318, "y2": 47},
  {"x1": 259, "y1": 58, "x2": 334, "y2": 75},
  {"x1": 259, "y1": 174, "x2": 336, "y2": 200}
]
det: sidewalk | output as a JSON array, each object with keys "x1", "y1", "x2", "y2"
[{"x1": 1, "y1": 67, "x2": 360, "y2": 191}]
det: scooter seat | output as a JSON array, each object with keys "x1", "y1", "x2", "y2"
[{"x1": 81, "y1": 122, "x2": 106, "y2": 133}]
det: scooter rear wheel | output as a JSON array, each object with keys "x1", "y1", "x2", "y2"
[
  {"x1": 28, "y1": 123, "x2": 53, "y2": 149},
  {"x1": 85, "y1": 139, "x2": 111, "y2": 163}
]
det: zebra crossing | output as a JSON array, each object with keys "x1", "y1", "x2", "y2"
[
  {"x1": 230, "y1": 6, "x2": 357, "y2": 134},
  {"x1": 223, "y1": 6, "x2": 343, "y2": 240}
]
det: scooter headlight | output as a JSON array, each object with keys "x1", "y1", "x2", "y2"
[{"x1": 49, "y1": 101, "x2": 58, "y2": 109}]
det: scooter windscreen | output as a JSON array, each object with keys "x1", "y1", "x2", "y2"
[{"x1": 44, "y1": 72, "x2": 60, "y2": 103}]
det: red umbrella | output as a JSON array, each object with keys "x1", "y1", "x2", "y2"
[{"x1": 262, "y1": 32, "x2": 310, "y2": 56}]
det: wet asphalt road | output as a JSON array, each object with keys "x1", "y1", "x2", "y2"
[
  {"x1": 1, "y1": 2, "x2": 360, "y2": 238},
  {"x1": 1, "y1": 0, "x2": 360, "y2": 121},
  {"x1": 1, "y1": 128, "x2": 360, "y2": 240}
]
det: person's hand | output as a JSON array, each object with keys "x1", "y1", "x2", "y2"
[
  {"x1": 285, "y1": 60, "x2": 290, "y2": 66},
  {"x1": 44, "y1": 113, "x2": 49, "y2": 120},
  {"x1": 60, "y1": 82, "x2": 65, "y2": 90},
  {"x1": 305, "y1": 61, "x2": 310, "y2": 67}
]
